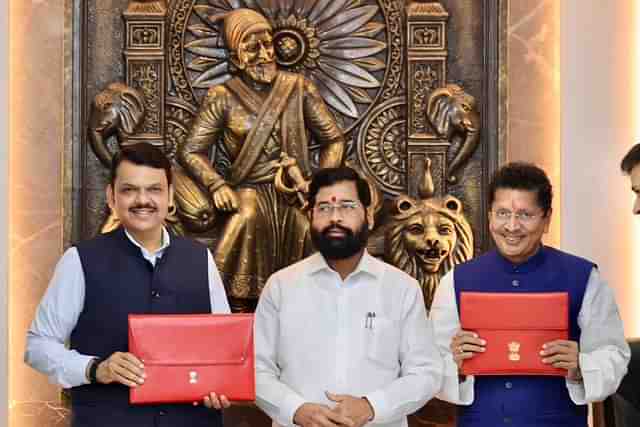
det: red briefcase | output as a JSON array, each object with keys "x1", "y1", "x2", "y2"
[
  {"x1": 128, "y1": 313, "x2": 255, "y2": 404},
  {"x1": 460, "y1": 291, "x2": 568, "y2": 376}
]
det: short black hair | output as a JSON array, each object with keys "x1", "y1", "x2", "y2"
[
  {"x1": 308, "y1": 167, "x2": 371, "y2": 208},
  {"x1": 621, "y1": 144, "x2": 640, "y2": 175},
  {"x1": 110, "y1": 143, "x2": 172, "y2": 186},
  {"x1": 488, "y1": 162, "x2": 552, "y2": 215}
]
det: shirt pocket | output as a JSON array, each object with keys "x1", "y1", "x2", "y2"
[{"x1": 366, "y1": 316, "x2": 401, "y2": 369}]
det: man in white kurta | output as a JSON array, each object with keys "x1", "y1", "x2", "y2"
[{"x1": 255, "y1": 167, "x2": 443, "y2": 427}]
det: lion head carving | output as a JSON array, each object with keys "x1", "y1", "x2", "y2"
[{"x1": 384, "y1": 190, "x2": 473, "y2": 309}]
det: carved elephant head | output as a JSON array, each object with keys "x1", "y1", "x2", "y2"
[
  {"x1": 88, "y1": 82, "x2": 146, "y2": 168},
  {"x1": 427, "y1": 83, "x2": 480, "y2": 184},
  {"x1": 89, "y1": 82, "x2": 217, "y2": 234}
]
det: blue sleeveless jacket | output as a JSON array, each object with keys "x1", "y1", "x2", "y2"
[
  {"x1": 69, "y1": 228, "x2": 221, "y2": 427},
  {"x1": 454, "y1": 246, "x2": 593, "y2": 427}
]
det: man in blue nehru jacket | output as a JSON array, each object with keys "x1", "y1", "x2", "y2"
[
  {"x1": 25, "y1": 144, "x2": 231, "y2": 427},
  {"x1": 431, "y1": 162, "x2": 630, "y2": 427}
]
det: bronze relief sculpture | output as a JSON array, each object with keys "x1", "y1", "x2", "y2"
[
  {"x1": 88, "y1": 83, "x2": 146, "y2": 170},
  {"x1": 385, "y1": 159, "x2": 473, "y2": 309},
  {"x1": 85, "y1": 1, "x2": 485, "y2": 316},
  {"x1": 427, "y1": 84, "x2": 480, "y2": 185},
  {"x1": 178, "y1": 0, "x2": 394, "y2": 135},
  {"x1": 87, "y1": 80, "x2": 218, "y2": 236},
  {"x1": 74, "y1": 1, "x2": 504, "y2": 426},
  {"x1": 178, "y1": 9, "x2": 345, "y2": 310}
]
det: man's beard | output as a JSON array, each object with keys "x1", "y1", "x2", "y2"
[
  {"x1": 245, "y1": 61, "x2": 277, "y2": 84},
  {"x1": 311, "y1": 222, "x2": 369, "y2": 260}
]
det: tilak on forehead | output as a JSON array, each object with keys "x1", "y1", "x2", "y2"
[{"x1": 212, "y1": 8, "x2": 273, "y2": 52}]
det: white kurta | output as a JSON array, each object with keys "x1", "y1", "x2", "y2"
[{"x1": 255, "y1": 251, "x2": 444, "y2": 427}]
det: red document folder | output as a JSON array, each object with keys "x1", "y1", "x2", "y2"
[
  {"x1": 460, "y1": 292, "x2": 568, "y2": 376},
  {"x1": 128, "y1": 313, "x2": 255, "y2": 404}
]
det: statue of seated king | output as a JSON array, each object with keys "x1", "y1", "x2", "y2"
[{"x1": 178, "y1": 8, "x2": 346, "y2": 311}]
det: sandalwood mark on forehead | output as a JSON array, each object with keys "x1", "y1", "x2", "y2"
[{"x1": 331, "y1": 196, "x2": 337, "y2": 203}]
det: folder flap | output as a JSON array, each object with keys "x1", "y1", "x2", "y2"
[
  {"x1": 128, "y1": 314, "x2": 254, "y2": 366},
  {"x1": 460, "y1": 292, "x2": 568, "y2": 331}
]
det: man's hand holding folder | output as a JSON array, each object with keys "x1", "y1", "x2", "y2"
[
  {"x1": 453, "y1": 291, "x2": 579, "y2": 378},
  {"x1": 91, "y1": 350, "x2": 232, "y2": 409},
  {"x1": 127, "y1": 313, "x2": 255, "y2": 405}
]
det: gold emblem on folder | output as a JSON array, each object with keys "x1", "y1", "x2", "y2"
[
  {"x1": 508, "y1": 341, "x2": 521, "y2": 361},
  {"x1": 189, "y1": 371, "x2": 198, "y2": 384}
]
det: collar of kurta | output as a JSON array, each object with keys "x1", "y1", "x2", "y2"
[
  {"x1": 123, "y1": 226, "x2": 171, "y2": 260},
  {"x1": 494, "y1": 244, "x2": 548, "y2": 274},
  {"x1": 307, "y1": 250, "x2": 383, "y2": 280}
]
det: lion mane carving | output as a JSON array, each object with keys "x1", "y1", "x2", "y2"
[{"x1": 384, "y1": 159, "x2": 474, "y2": 308}]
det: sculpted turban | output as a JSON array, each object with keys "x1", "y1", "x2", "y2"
[{"x1": 223, "y1": 9, "x2": 272, "y2": 51}]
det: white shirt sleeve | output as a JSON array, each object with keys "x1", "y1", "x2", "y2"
[
  {"x1": 23, "y1": 247, "x2": 96, "y2": 388},
  {"x1": 430, "y1": 269, "x2": 475, "y2": 405},
  {"x1": 566, "y1": 267, "x2": 631, "y2": 403},
  {"x1": 207, "y1": 249, "x2": 231, "y2": 314},
  {"x1": 364, "y1": 282, "x2": 444, "y2": 424},
  {"x1": 254, "y1": 275, "x2": 307, "y2": 426}
]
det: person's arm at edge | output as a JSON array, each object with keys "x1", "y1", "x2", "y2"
[
  {"x1": 430, "y1": 269, "x2": 475, "y2": 405},
  {"x1": 207, "y1": 249, "x2": 231, "y2": 314},
  {"x1": 24, "y1": 247, "x2": 97, "y2": 388},
  {"x1": 567, "y1": 267, "x2": 631, "y2": 403}
]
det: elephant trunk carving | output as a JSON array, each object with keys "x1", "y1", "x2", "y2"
[
  {"x1": 88, "y1": 82, "x2": 146, "y2": 169},
  {"x1": 88, "y1": 82, "x2": 216, "y2": 234},
  {"x1": 427, "y1": 84, "x2": 480, "y2": 184}
]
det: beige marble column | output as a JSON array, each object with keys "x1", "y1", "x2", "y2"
[
  {"x1": 1, "y1": 0, "x2": 9, "y2": 424},
  {"x1": 9, "y1": 1, "x2": 67, "y2": 426}
]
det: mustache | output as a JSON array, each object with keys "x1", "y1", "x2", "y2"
[
  {"x1": 321, "y1": 224, "x2": 353, "y2": 236},
  {"x1": 129, "y1": 204, "x2": 156, "y2": 211}
]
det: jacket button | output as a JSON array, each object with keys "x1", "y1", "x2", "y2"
[
  {"x1": 505, "y1": 381, "x2": 513, "y2": 389},
  {"x1": 511, "y1": 280, "x2": 519, "y2": 287},
  {"x1": 504, "y1": 417, "x2": 512, "y2": 423},
  {"x1": 159, "y1": 410, "x2": 166, "y2": 416},
  {"x1": 151, "y1": 290, "x2": 161, "y2": 298}
]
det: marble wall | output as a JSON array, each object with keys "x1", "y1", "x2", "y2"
[
  {"x1": 9, "y1": 1, "x2": 68, "y2": 426},
  {"x1": 560, "y1": 1, "x2": 638, "y2": 336}
]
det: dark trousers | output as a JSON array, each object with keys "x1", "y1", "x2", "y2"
[{"x1": 71, "y1": 402, "x2": 223, "y2": 427}]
